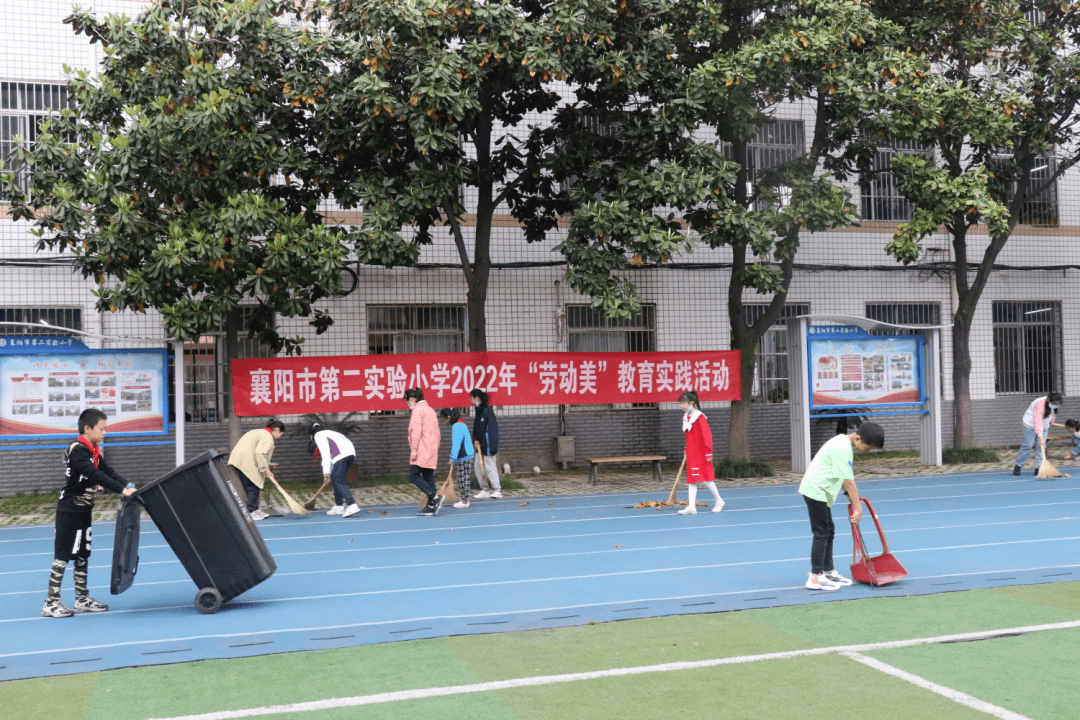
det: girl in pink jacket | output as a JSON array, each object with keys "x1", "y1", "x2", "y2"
[
  {"x1": 1014, "y1": 392, "x2": 1063, "y2": 476},
  {"x1": 405, "y1": 388, "x2": 443, "y2": 515}
]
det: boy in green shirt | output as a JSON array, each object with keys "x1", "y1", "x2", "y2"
[{"x1": 799, "y1": 422, "x2": 884, "y2": 590}]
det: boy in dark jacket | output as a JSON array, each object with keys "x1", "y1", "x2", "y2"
[{"x1": 43, "y1": 408, "x2": 136, "y2": 618}]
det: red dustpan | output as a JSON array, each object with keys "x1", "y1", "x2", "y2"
[{"x1": 848, "y1": 497, "x2": 907, "y2": 585}]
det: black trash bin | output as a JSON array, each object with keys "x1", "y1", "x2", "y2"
[{"x1": 111, "y1": 449, "x2": 277, "y2": 614}]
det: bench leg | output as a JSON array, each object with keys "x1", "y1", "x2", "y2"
[
  {"x1": 654, "y1": 461, "x2": 662, "y2": 483},
  {"x1": 589, "y1": 464, "x2": 598, "y2": 486}
]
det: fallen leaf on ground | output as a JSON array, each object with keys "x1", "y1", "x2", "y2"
[
  {"x1": 519, "y1": 502, "x2": 529, "y2": 506},
  {"x1": 379, "y1": 511, "x2": 387, "y2": 515},
  {"x1": 615, "y1": 545, "x2": 622, "y2": 548}
]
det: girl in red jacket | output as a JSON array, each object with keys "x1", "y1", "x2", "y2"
[{"x1": 677, "y1": 391, "x2": 725, "y2": 515}]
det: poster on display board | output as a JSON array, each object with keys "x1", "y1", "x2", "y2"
[
  {"x1": 808, "y1": 325, "x2": 923, "y2": 408},
  {"x1": 0, "y1": 349, "x2": 168, "y2": 438},
  {"x1": 232, "y1": 349, "x2": 741, "y2": 416}
]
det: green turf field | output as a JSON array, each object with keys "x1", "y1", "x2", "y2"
[{"x1": 2, "y1": 582, "x2": 1077, "y2": 720}]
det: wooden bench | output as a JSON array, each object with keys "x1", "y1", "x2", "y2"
[{"x1": 584, "y1": 456, "x2": 666, "y2": 486}]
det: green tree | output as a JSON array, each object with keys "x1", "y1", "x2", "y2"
[
  {"x1": 3, "y1": 0, "x2": 350, "y2": 444},
  {"x1": 547, "y1": 0, "x2": 931, "y2": 458},
  {"x1": 866, "y1": 0, "x2": 1078, "y2": 447},
  {"x1": 305, "y1": 0, "x2": 636, "y2": 351}
]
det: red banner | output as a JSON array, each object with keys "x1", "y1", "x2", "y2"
[{"x1": 231, "y1": 350, "x2": 741, "y2": 416}]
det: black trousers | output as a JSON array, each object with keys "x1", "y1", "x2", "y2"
[
  {"x1": 409, "y1": 464, "x2": 437, "y2": 502},
  {"x1": 804, "y1": 495, "x2": 836, "y2": 575},
  {"x1": 237, "y1": 470, "x2": 262, "y2": 512}
]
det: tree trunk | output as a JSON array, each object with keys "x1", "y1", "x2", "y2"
[
  {"x1": 225, "y1": 308, "x2": 242, "y2": 448},
  {"x1": 727, "y1": 345, "x2": 757, "y2": 460},
  {"x1": 951, "y1": 317, "x2": 974, "y2": 448}
]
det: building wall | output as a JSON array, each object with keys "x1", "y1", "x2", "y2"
[{"x1": 1, "y1": 0, "x2": 1077, "y2": 497}]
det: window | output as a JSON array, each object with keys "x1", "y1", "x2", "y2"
[
  {"x1": 720, "y1": 120, "x2": 805, "y2": 211},
  {"x1": 368, "y1": 306, "x2": 465, "y2": 355},
  {"x1": 567, "y1": 304, "x2": 654, "y2": 352},
  {"x1": 866, "y1": 303, "x2": 941, "y2": 335},
  {"x1": 990, "y1": 152, "x2": 1058, "y2": 226},
  {"x1": 744, "y1": 303, "x2": 809, "y2": 404},
  {"x1": 0, "y1": 307, "x2": 82, "y2": 335},
  {"x1": 748, "y1": 120, "x2": 804, "y2": 211},
  {"x1": 1, "y1": 81, "x2": 72, "y2": 201},
  {"x1": 367, "y1": 305, "x2": 465, "y2": 415},
  {"x1": 568, "y1": 304, "x2": 655, "y2": 408},
  {"x1": 859, "y1": 139, "x2": 930, "y2": 221},
  {"x1": 182, "y1": 307, "x2": 274, "y2": 423},
  {"x1": 993, "y1": 301, "x2": 1063, "y2": 395}
]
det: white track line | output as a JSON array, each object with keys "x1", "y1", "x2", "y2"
[
  {"x1": 142, "y1": 622, "x2": 1078, "y2": 720},
  {"x1": 841, "y1": 651, "x2": 1032, "y2": 720},
  {"x1": 2, "y1": 476, "x2": 1071, "y2": 544},
  {"x1": 4, "y1": 516, "x2": 1075, "y2": 597},
  {"x1": 1, "y1": 507, "x2": 1076, "y2": 576},
  {"x1": 3, "y1": 565, "x2": 1077, "y2": 653}
]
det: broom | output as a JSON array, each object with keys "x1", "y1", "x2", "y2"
[
  {"x1": 1037, "y1": 453, "x2": 1071, "y2": 479},
  {"x1": 266, "y1": 475, "x2": 310, "y2": 515},
  {"x1": 666, "y1": 456, "x2": 687, "y2": 505}
]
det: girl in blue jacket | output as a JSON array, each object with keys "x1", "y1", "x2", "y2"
[{"x1": 440, "y1": 408, "x2": 475, "y2": 508}]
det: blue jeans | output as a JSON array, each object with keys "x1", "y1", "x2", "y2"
[
  {"x1": 1016, "y1": 425, "x2": 1048, "y2": 468},
  {"x1": 330, "y1": 455, "x2": 355, "y2": 506}
]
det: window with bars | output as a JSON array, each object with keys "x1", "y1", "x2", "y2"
[
  {"x1": 181, "y1": 307, "x2": 274, "y2": 423},
  {"x1": 744, "y1": 303, "x2": 809, "y2": 404},
  {"x1": 989, "y1": 153, "x2": 1058, "y2": 227},
  {"x1": 0, "y1": 307, "x2": 82, "y2": 335},
  {"x1": 368, "y1": 306, "x2": 466, "y2": 355},
  {"x1": 866, "y1": 303, "x2": 941, "y2": 335},
  {"x1": 1, "y1": 81, "x2": 72, "y2": 201},
  {"x1": 568, "y1": 304, "x2": 655, "y2": 408},
  {"x1": 992, "y1": 301, "x2": 1063, "y2": 395},
  {"x1": 567, "y1": 304, "x2": 655, "y2": 352},
  {"x1": 720, "y1": 120, "x2": 805, "y2": 211},
  {"x1": 859, "y1": 139, "x2": 931, "y2": 221},
  {"x1": 367, "y1": 305, "x2": 466, "y2": 415}
]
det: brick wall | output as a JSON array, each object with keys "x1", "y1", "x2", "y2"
[{"x1": 2, "y1": 395, "x2": 1048, "y2": 496}]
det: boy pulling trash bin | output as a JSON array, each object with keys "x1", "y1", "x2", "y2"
[{"x1": 43, "y1": 408, "x2": 136, "y2": 618}]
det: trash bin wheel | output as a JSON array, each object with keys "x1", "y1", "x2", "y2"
[{"x1": 195, "y1": 587, "x2": 223, "y2": 614}]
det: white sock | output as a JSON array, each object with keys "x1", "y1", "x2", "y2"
[
  {"x1": 687, "y1": 484, "x2": 697, "y2": 506},
  {"x1": 703, "y1": 481, "x2": 722, "y2": 503}
]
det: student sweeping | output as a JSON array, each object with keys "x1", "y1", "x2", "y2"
[
  {"x1": 440, "y1": 408, "x2": 476, "y2": 509},
  {"x1": 676, "y1": 391, "x2": 725, "y2": 515},
  {"x1": 799, "y1": 422, "x2": 885, "y2": 590},
  {"x1": 1013, "y1": 392, "x2": 1063, "y2": 476},
  {"x1": 309, "y1": 422, "x2": 359, "y2": 518}
]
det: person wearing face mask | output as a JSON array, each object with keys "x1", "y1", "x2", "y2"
[
  {"x1": 405, "y1": 388, "x2": 443, "y2": 516},
  {"x1": 1014, "y1": 392, "x2": 1064, "y2": 476},
  {"x1": 469, "y1": 388, "x2": 502, "y2": 500}
]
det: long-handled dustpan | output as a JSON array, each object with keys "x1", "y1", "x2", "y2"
[{"x1": 848, "y1": 497, "x2": 907, "y2": 586}]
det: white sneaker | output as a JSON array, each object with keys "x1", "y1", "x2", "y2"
[
  {"x1": 472, "y1": 490, "x2": 491, "y2": 500},
  {"x1": 489, "y1": 490, "x2": 502, "y2": 499},
  {"x1": 806, "y1": 573, "x2": 840, "y2": 590},
  {"x1": 677, "y1": 506, "x2": 697, "y2": 515},
  {"x1": 250, "y1": 509, "x2": 268, "y2": 521},
  {"x1": 341, "y1": 504, "x2": 361, "y2": 518},
  {"x1": 824, "y1": 570, "x2": 853, "y2": 586},
  {"x1": 712, "y1": 500, "x2": 725, "y2": 513},
  {"x1": 327, "y1": 505, "x2": 345, "y2": 516}
]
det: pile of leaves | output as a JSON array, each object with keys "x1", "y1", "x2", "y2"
[{"x1": 629, "y1": 500, "x2": 709, "y2": 510}]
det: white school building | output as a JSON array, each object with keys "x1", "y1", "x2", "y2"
[{"x1": 1, "y1": 0, "x2": 1078, "y2": 494}]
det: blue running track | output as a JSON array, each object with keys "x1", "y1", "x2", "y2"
[{"x1": 1, "y1": 470, "x2": 1077, "y2": 681}]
